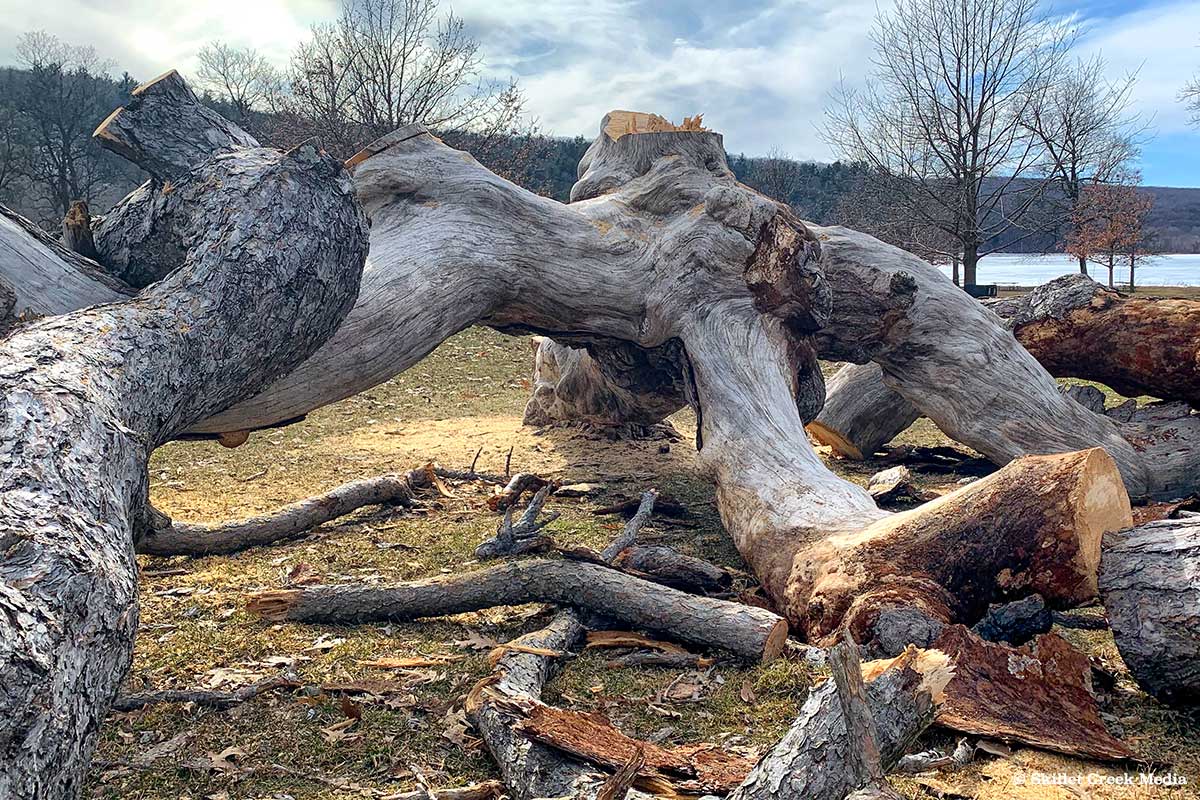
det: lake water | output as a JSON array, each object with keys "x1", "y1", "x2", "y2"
[{"x1": 935, "y1": 253, "x2": 1200, "y2": 287}]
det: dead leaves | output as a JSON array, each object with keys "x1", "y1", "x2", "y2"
[{"x1": 440, "y1": 708, "x2": 480, "y2": 750}]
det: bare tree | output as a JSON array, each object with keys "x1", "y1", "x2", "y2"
[
  {"x1": 824, "y1": 0, "x2": 1074, "y2": 287},
  {"x1": 1026, "y1": 56, "x2": 1146, "y2": 275},
  {"x1": 740, "y1": 147, "x2": 802, "y2": 204},
  {"x1": 195, "y1": 41, "x2": 280, "y2": 130},
  {"x1": 832, "y1": 170, "x2": 964, "y2": 282},
  {"x1": 12, "y1": 31, "x2": 123, "y2": 221},
  {"x1": 282, "y1": 0, "x2": 527, "y2": 157},
  {"x1": 1064, "y1": 173, "x2": 1153, "y2": 289}
]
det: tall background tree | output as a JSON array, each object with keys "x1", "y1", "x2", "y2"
[
  {"x1": 195, "y1": 41, "x2": 281, "y2": 134},
  {"x1": 11, "y1": 31, "x2": 139, "y2": 222},
  {"x1": 1065, "y1": 173, "x2": 1154, "y2": 289},
  {"x1": 1026, "y1": 55, "x2": 1145, "y2": 275},
  {"x1": 823, "y1": 0, "x2": 1074, "y2": 287}
]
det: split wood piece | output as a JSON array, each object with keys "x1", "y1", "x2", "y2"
[
  {"x1": 112, "y1": 675, "x2": 298, "y2": 712},
  {"x1": 61, "y1": 201, "x2": 99, "y2": 260},
  {"x1": 464, "y1": 609, "x2": 640, "y2": 800},
  {"x1": 970, "y1": 595, "x2": 1052, "y2": 646},
  {"x1": 0, "y1": 108, "x2": 366, "y2": 796},
  {"x1": 928, "y1": 626, "x2": 1135, "y2": 761},
  {"x1": 593, "y1": 494, "x2": 687, "y2": 519},
  {"x1": 727, "y1": 646, "x2": 953, "y2": 800},
  {"x1": 475, "y1": 486, "x2": 559, "y2": 559},
  {"x1": 515, "y1": 702, "x2": 757, "y2": 795},
  {"x1": 1099, "y1": 517, "x2": 1200, "y2": 705},
  {"x1": 487, "y1": 473, "x2": 550, "y2": 512},
  {"x1": 828, "y1": 631, "x2": 891, "y2": 797},
  {"x1": 866, "y1": 465, "x2": 930, "y2": 504},
  {"x1": 136, "y1": 470, "x2": 432, "y2": 556},
  {"x1": 0, "y1": 203, "x2": 132, "y2": 316},
  {"x1": 246, "y1": 558, "x2": 787, "y2": 662},
  {"x1": 597, "y1": 747, "x2": 646, "y2": 800}
]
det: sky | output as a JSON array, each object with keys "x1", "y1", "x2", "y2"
[{"x1": 0, "y1": 0, "x2": 1197, "y2": 185}]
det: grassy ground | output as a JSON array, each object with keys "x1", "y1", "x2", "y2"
[{"x1": 87, "y1": 304, "x2": 1200, "y2": 799}]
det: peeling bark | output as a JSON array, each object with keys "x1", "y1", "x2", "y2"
[{"x1": 0, "y1": 75, "x2": 367, "y2": 796}]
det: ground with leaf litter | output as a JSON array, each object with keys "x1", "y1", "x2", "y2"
[{"x1": 87, "y1": 322, "x2": 1200, "y2": 800}]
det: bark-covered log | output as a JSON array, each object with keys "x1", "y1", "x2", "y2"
[
  {"x1": 612, "y1": 544, "x2": 732, "y2": 594},
  {"x1": 136, "y1": 471, "x2": 428, "y2": 556},
  {"x1": 246, "y1": 558, "x2": 788, "y2": 662},
  {"x1": 1099, "y1": 517, "x2": 1200, "y2": 705},
  {"x1": 0, "y1": 121, "x2": 366, "y2": 799},
  {"x1": 988, "y1": 273, "x2": 1200, "y2": 405},
  {"x1": 828, "y1": 632, "x2": 890, "y2": 796},
  {"x1": 92, "y1": 70, "x2": 260, "y2": 288},
  {"x1": 727, "y1": 646, "x2": 952, "y2": 800}
]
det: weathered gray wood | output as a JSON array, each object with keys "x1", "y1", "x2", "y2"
[
  {"x1": 0, "y1": 129, "x2": 366, "y2": 797},
  {"x1": 809, "y1": 363, "x2": 920, "y2": 459},
  {"x1": 0, "y1": 204, "x2": 131, "y2": 316},
  {"x1": 247, "y1": 558, "x2": 789, "y2": 662},
  {"x1": 136, "y1": 471, "x2": 425, "y2": 556},
  {"x1": 727, "y1": 647, "x2": 951, "y2": 800},
  {"x1": 1100, "y1": 518, "x2": 1200, "y2": 705}
]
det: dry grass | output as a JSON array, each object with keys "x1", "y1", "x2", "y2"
[{"x1": 87, "y1": 325, "x2": 1200, "y2": 799}]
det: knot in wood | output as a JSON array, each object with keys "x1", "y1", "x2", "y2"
[{"x1": 744, "y1": 210, "x2": 830, "y2": 333}]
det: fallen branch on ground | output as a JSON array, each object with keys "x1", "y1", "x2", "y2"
[
  {"x1": 112, "y1": 675, "x2": 298, "y2": 712},
  {"x1": 246, "y1": 557, "x2": 787, "y2": 662}
]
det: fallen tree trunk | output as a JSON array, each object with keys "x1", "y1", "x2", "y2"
[
  {"x1": 0, "y1": 204, "x2": 131, "y2": 317},
  {"x1": 1099, "y1": 517, "x2": 1200, "y2": 706},
  {"x1": 246, "y1": 558, "x2": 788, "y2": 662},
  {"x1": 811, "y1": 274, "x2": 1200, "y2": 463},
  {"x1": 14, "y1": 91, "x2": 1141, "y2": 673},
  {"x1": 0, "y1": 72, "x2": 367, "y2": 798},
  {"x1": 136, "y1": 471, "x2": 427, "y2": 556}
]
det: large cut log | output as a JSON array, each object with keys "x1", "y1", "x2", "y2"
[
  {"x1": 245, "y1": 558, "x2": 788, "y2": 662},
  {"x1": 808, "y1": 363, "x2": 920, "y2": 459},
  {"x1": 0, "y1": 83, "x2": 367, "y2": 798},
  {"x1": 1099, "y1": 517, "x2": 1200, "y2": 706}
]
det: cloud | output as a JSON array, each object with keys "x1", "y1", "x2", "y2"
[{"x1": 0, "y1": 0, "x2": 1194, "y2": 176}]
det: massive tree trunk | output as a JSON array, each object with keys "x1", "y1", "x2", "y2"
[
  {"x1": 0, "y1": 72, "x2": 367, "y2": 798},
  {"x1": 8, "y1": 92, "x2": 1140, "y2": 682}
]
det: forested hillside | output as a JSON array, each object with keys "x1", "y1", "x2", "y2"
[{"x1": 1, "y1": 62, "x2": 1197, "y2": 251}]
